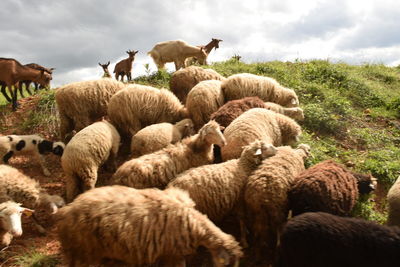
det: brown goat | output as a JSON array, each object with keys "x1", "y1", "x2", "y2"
[
  {"x1": 113, "y1": 50, "x2": 138, "y2": 82},
  {"x1": 18, "y1": 63, "x2": 54, "y2": 98},
  {"x1": 98, "y1": 61, "x2": 111, "y2": 78},
  {"x1": 0, "y1": 58, "x2": 52, "y2": 110},
  {"x1": 186, "y1": 38, "x2": 223, "y2": 66}
]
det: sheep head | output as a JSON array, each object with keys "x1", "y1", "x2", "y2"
[
  {"x1": 241, "y1": 140, "x2": 277, "y2": 167},
  {"x1": 37, "y1": 193, "x2": 65, "y2": 214},
  {"x1": 199, "y1": 120, "x2": 226, "y2": 147},
  {"x1": 0, "y1": 201, "x2": 33, "y2": 238}
]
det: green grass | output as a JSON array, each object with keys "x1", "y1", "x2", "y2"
[{"x1": 10, "y1": 250, "x2": 59, "y2": 267}]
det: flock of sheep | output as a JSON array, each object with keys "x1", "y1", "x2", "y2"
[{"x1": 0, "y1": 38, "x2": 400, "y2": 267}]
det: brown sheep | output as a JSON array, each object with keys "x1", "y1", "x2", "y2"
[
  {"x1": 289, "y1": 160, "x2": 376, "y2": 217},
  {"x1": 56, "y1": 186, "x2": 243, "y2": 266},
  {"x1": 113, "y1": 49, "x2": 138, "y2": 82}
]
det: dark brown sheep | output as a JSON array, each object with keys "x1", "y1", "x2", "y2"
[
  {"x1": 113, "y1": 50, "x2": 138, "y2": 82},
  {"x1": 277, "y1": 212, "x2": 400, "y2": 267},
  {"x1": 210, "y1": 96, "x2": 267, "y2": 128},
  {"x1": 289, "y1": 160, "x2": 376, "y2": 217},
  {"x1": 0, "y1": 58, "x2": 52, "y2": 110}
]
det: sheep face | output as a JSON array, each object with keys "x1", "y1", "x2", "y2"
[
  {"x1": 353, "y1": 173, "x2": 377, "y2": 194},
  {"x1": 200, "y1": 121, "x2": 226, "y2": 147},
  {"x1": 241, "y1": 140, "x2": 277, "y2": 165},
  {"x1": 38, "y1": 194, "x2": 66, "y2": 214},
  {"x1": 292, "y1": 107, "x2": 305, "y2": 121},
  {"x1": 211, "y1": 247, "x2": 240, "y2": 267},
  {"x1": 0, "y1": 202, "x2": 33, "y2": 237}
]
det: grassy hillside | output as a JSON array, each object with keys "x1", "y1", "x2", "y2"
[{"x1": 2, "y1": 59, "x2": 400, "y2": 224}]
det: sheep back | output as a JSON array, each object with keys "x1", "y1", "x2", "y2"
[
  {"x1": 108, "y1": 84, "x2": 186, "y2": 139},
  {"x1": 186, "y1": 80, "x2": 225, "y2": 130},
  {"x1": 210, "y1": 96, "x2": 267, "y2": 128},
  {"x1": 0, "y1": 165, "x2": 42, "y2": 209},
  {"x1": 289, "y1": 160, "x2": 361, "y2": 217},
  {"x1": 221, "y1": 108, "x2": 301, "y2": 161},
  {"x1": 130, "y1": 119, "x2": 194, "y2": 157},
  {"x1": 56, "y1": 186, "x2": 242, "y2": 266},
  {"x1": 221, "y1": 73, "x2": 299, "y2": 107},
  {"x1": 278, "y1": 212, "x2": 400, "y2": 267},
  {"x1": 55, "y1": 78, "x2": 125, "y2": 140},
  {"x1": 170, "y1": 66, "x2": 225, "y2": 104}
]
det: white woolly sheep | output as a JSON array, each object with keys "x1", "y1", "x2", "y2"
[
  {"x1": 56, "y1": 186, "x2": 242, "y2": 266},
  {"x1": 111, "y1": 120, "x2": 226, "y2": 189},
  {"x1": 387, "y1": 175, "x2": 400, "y2": 227},
  {"x1": 55, "y1": 78, "x2": 125, "y2": 142},
  {"x1": 147, "y1": 40, "x2": 208, "y2": 71},
  {"x1": 130, "y1": 118, "x2": 195, "y2": 157},
  {"x1": 108, "y1": 84, "x2": 188, "y2": 141},
  {"x1": 186, "y1": 80, "x2": 225, "y2": 130},
  {"x1": 0, "y1": 201, "x2": 33, "y2": 248},
  {"x1": 169, "y1": 140, "x2": 277, "y2": 246},
  {"x1": 244, "y1": 144, "x2": 310, "y2": 265},
  {"x1": 61, "y1": 120, "x2": 120, "y2": 203},
  {"x1": 0, "y1": 165, "x2": 65, "y2": 235},
  {"x1": 221, "y1": 73, "x2": 299, "y2": 107},
  {"x1": 221, "y1": 108, "x2": 302, "y2": 161},
  {"x1": 0, "y1": 134, "x2": 65, "y2": 176},
  {"x1": 170, "y1": 66, "x2": 225, "y2": 104}
]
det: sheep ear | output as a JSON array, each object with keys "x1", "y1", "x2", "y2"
[
  {"x1": 254, "y1": 148, "x2": 262, "y2": 156},
  {"x1": 22, "y1": 208, "x2": 34, "y2": 217},
  {"x1": 216, "y1": 247, "x2": 231, "y2": 266}
]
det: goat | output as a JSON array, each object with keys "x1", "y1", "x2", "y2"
[
  {"x1": 98, "y1": 61, "x2": 111, "y2": 78},
  {"x1": 185, "y1": 38, "x2": 223, "y2": 66},
  {"x1": 113, "y1": 50, "x2": 138, "y2": 82},
  {"x1": 0, "y1": 58, "x2": 52, "y2": 110},
  {"x1": 18, "y1": 63, "x2": 54, "y2": 98},
  {"x1": 148, "y1": 40, "x2": 208, "y2": 71}
]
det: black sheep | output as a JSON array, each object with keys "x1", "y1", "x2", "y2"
[{"x1": 276, "y1": 212, "x2": 400, "y2": 267}]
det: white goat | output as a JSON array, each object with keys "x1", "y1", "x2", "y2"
[{"x1": 147, "y1": 40, "x2": 208, "y2": 71}]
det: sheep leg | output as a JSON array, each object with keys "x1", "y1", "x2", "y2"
[
  {"x1": 74, "y1": 115, "x2": 91, "y2": 133},
  {"x1": 36, "y1": 153, "x2": 51, "y2": 176},
  {"x1": 127, "y1": 72, "x2": 132, "y2": 81},
  {"x1": 65, "y1": 173, "x2": 80, "y2": 203},
  {"x1": 82, "y1": 168, "x2": 98, "y2": 192},
  {"x1": 59, "y1": 112, "x2": 75, "y2": 142}
]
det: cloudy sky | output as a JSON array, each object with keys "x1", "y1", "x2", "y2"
[{"x1": 1, "y1": 0, "x2": 400, "y2": 86}]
